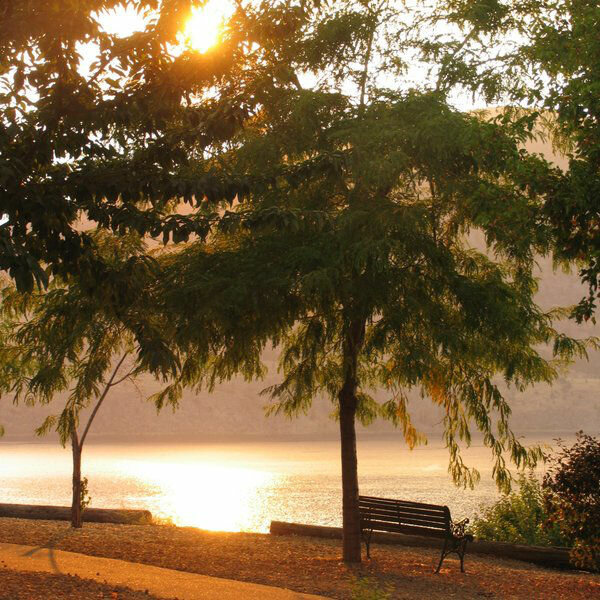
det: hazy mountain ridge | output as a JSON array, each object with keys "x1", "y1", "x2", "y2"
[
  {"x1": 2, "y1": 241, "x2": 599, "y2": 441},
  {"x1": 2, "y1": 304, "x2": 599, "y2": 442}
]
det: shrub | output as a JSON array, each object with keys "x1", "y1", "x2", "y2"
[
  {"x1": 351, "y1": 577, "x2": 393, "y2": 600},
  {"x1": 472, "y1": 471, "x2": 569, "y2": 547},
  {"x1": 543, "y1": 432, "x2": 600, "y2": 571}
]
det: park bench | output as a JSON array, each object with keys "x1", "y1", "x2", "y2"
[{"x1": 359, "y1": 495, "x2": 473, "y2": 572}]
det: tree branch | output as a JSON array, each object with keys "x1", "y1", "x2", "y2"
[
  {"x1": 78, "y1": 352, "x2": 129, "y2": 449},
  {"x1": 109, "y1": 366, "x2": 139, "y2": 388}
]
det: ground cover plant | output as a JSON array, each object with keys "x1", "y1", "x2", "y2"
[
  {"x1": 472, "y1": 433, "x2": 600, "y2": 572},
  {"x1": 472, "y1": 471, "x2": 569, "y2": 548}
]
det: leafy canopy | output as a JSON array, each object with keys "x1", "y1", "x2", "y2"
[
  {"x1": 0, "y1": 230, "x2": 178, "y2": 443},
  {"x1": 416, "y1": 0, "x2": 600, "y2": 320},
  {"x1": 0, "y1": 0, "x2": 258, "y2": 291},
  {"x1": 154, "y1": 0, "x2": 590, "y2": 491}
]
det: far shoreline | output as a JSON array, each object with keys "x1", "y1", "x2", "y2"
[{"x1": 0, "y1": 429, "x2": 589, "y2": 446}]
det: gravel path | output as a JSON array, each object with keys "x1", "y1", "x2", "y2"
[
  {"x1": 0, "y1": 518, "x2": 598, "y2": 599},
  {"x1": 0, "y1": 542, "x2": 323, "y2": 600}
]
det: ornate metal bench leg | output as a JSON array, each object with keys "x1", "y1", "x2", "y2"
[
  {"x1": 362, "y1": 529, "x2": 372, "y2": 559},
  {"x1": 435, "y1": 538, "x2": 448, "y2": 573}
]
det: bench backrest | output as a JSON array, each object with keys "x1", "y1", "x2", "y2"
[{"x1": 359, "y1": 495, "x2": 450, "y2": 539}]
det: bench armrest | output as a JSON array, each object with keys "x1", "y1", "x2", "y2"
[{"x1": 450, "y1": 517, "x2": 470, "y2": 539}]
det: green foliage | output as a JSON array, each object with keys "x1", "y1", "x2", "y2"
[
  {"x1": 0, "y1": 230, "x2": 178, "y2": 445},
  {"x1": 472, "y1": 434, "x2": 600, "y2": 571},
  {"x1": 163, "y1": 86, "x2": 581, "y2": 492},
  {"x1": 80, "y1": 476, "x2": 92, "y2": 513},
  {"x1": 351, "y1": 576, "x2": 393, "y2": 600},
  {"x1": 472, "y1": 472, "x2": 569, "y2": 547},
  {"x1": 544, "y1": 432, "x2": 600, "y2": 571},
  {"x1": 421, "y1": 0, "x2": 600, "y2": 319},
  {"x1": 0, "y1": 0, "x2": 260, "y2": 291}
]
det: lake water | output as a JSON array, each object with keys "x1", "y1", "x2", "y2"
[{"x1": 0, "y1": 434, "x2": 563, "y2": 532}]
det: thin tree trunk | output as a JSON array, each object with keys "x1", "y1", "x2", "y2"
[
  {"x1": 71, "y1": 430, "x2": 82, "y2": 529},
  {"x1": 69, "y1": 352, "x2": 129, "y2": 529},
  {"x1": 338, "y1": 317, "x2": 366, "y2": 564}
]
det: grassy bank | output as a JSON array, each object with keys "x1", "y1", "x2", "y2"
[{"x1": 0, "y1": 518, "x2": 598, "y2": 599}]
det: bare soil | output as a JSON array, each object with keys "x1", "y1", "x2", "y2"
[{"x1": 0, "y1": 518, "x2": 598, "y2": 599}]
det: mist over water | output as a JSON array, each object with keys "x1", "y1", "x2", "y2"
[{"x1": 0, "y1": 434, "x2": 570, "y2": 532}]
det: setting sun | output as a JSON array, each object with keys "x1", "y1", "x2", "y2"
[{"x1": 183, "y1": 1, "x2": 232, "y2": 53}]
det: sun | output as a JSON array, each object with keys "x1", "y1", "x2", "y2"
[{"x1": 183, "y1": 1, "x2": 231, "y2": 53}]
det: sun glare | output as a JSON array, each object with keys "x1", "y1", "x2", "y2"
[
  {"x1": 121, "y1": 459, "x2": 277, "y2": 532},
  {"x1": 183, "y1": 1, "x2": 232, "y2": 54}
]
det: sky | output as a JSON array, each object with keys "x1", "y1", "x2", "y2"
[
  {"x1": 98, "y1": 0, "x2": 234, "y2": 49},
  {"x1": 91, "y1": 0, "x2": 483, "y2": 110}
]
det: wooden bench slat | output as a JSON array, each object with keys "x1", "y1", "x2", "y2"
[
  {"x1": 359, "y1": 504, "x2": 448, "y2": 519},
  {"x1": 358, "y1": 502, "x2": 449, "y2": 520},
  {"x1": 359, "y1": 505, "x2": 449, "y2": 521},
  {"x1": 359, "y1": 495, "x2": 447, "y2": 511},
  {"x1": 359, "y1": 503, "x2": 448, "y2": 518},
  {"x1": 361, "y1": 512, "x2": 448, "y2": 528},
  {"x1": 362, "y1": 516, "x2": 447, "y2": 530},
  {"x1": 365, "y1": 521, "x2": 448, "y2": 539}
]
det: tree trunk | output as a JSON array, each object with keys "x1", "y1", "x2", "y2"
[
  {"x1": 339, "y1": 386, "x2": 361, "y2": 563},
  {"x1": 338, "y1": 316, "x2": 366, "y2": 564},
  {"x1": 71, "y1": 430, "x2": 82, "y2": 529}
]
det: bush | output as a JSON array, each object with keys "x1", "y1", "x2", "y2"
[
  {"x1": 544, "y1": 432, "x2": 600, "y2": 571},
  {"x1": 472, "y1": 471, "x2": 569, "y2": 547},
  {"x1": 351, "y1": 577, "x2": 393, "y2": 600}
]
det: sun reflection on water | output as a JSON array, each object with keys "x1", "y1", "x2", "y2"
[{"x1": 119, "y1": 460, "x2": 277, "y2": 532}]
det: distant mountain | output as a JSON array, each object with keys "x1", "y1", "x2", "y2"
[{"x1": 2, "y1": 280, "x2": 598, "y2": 442}]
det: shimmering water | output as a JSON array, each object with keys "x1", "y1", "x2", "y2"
[{"x1": 0, "y1": 435, "x2": 560, "y2": 532}]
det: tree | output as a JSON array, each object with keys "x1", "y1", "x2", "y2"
[
  {"x1": 154, "y1": 0, "x2": 587, "y2": 563},
  {"x1": 544, "y1": 432, "x2": 600, "y2": 571},
  {"x1": 416, "y1": 0, "x2": 600, "y2": 320},
  {"x1": 0, "y1": 0, "x2": 251, "y2": 291},
  {"x1": 0, "y1": 231, "x2": 177, "y2": 527}
]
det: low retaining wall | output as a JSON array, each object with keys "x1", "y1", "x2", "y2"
[
  {"x1": 270, "y1": 521, "x2": 572, "y2": 570},
  {"x1": 0, "y1": 503, "x2": 152, "y2": 525}
]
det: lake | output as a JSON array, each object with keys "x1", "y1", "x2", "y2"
[{"x1": 0, "y1": 434, "x2": 564, "y2": 532}]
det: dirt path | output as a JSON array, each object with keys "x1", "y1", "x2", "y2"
[
  {"x1": 0, "y1": 542, "x2": 324, "y2": 600},
  {"x1": 0, "y1": 518, "x2": 598, "y2": 599}
]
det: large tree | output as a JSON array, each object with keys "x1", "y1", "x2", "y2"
[
  {"x1": 0, "y1": 231, "x2": 177, "y2": 527},
  {"x1": 154, "y1": 0, "x2": 587, "y2": 563}
]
